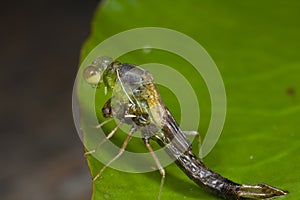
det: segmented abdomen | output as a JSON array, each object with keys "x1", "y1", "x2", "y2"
[
  {"x1": 175, "y1": 151, "x2": 240, "y2": 200},
  {"x1": 160, "y1": 111, "x2": 241, "y2": 200}
]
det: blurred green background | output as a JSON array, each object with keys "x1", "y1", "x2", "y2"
[{"x1": 79, "y1": 0, "x2": 300, "y2": 200}]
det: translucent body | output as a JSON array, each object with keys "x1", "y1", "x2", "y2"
[{"x1": 84, "y1": 57, "x2": 288, "y2": 199}]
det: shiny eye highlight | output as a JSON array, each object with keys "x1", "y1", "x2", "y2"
[{"x1": 83, "y1": 65, "x2": 101, "y2": 86}]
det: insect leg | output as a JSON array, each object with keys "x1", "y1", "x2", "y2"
[
  {"x1": 93, "y1": 125, "x2": 136, "y2": 181},
  {"x1": 183, "y1": 130, "x2": 199, "y2": 136},
  {"x1": 116, "y1": 69, "x2": 135, "y2": 105},
  {"x1": 85, "y1": 120, "x2": 123, "y2": 156},
  {"x1": 183, "y1": 130, "x2": 202, "y2": 159},
  {"x1": 144, "y1": 139, "x2": 165, "y2": 200},
  {"x1": 94, "y1": 118, "x2": 113, "y2": 129}
]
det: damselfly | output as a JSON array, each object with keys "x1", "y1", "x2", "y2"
[{"x1": 83, "y1": 56, "x2": 287, "y2": 200}]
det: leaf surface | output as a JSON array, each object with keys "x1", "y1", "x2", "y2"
[{"x1": 78, "y1": 1, "x2": 300, "y2": 199}]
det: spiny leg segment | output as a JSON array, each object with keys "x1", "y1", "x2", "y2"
[
  {"x1": 144, "y1": 139, "x2": 166, "y2": 200},
  {"x1": 183, "y1": 130, "x2": 202, "y2": 159},
  {"x1": 93, "y1": 125, "x2": 136, "y2": 181},
  {"x1": 85, "y1": 120, "x2": 123, "y2": 156}
]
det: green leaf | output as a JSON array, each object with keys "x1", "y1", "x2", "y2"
[{"x1": 78, "y1": 0, "x2": 300, "y2": 199}]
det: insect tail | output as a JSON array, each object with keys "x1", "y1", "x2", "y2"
[
  {"x1": 237, "y1": 183, "x2": 288, "y2": 199},
  {"x1": 173, "y1": 151, "x2": 288, "y2": 200},
  {"x1": 161, "y1": 111, "x2": 288, "y2": 199}
]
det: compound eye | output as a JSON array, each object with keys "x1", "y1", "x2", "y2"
[{"x1": 83, "y1": 65, "x2": 101, "y2": 86}]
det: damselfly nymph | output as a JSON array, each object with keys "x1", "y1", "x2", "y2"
[{"x1": 82, "y1": 56, "x2": 287, "y2": 200}]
